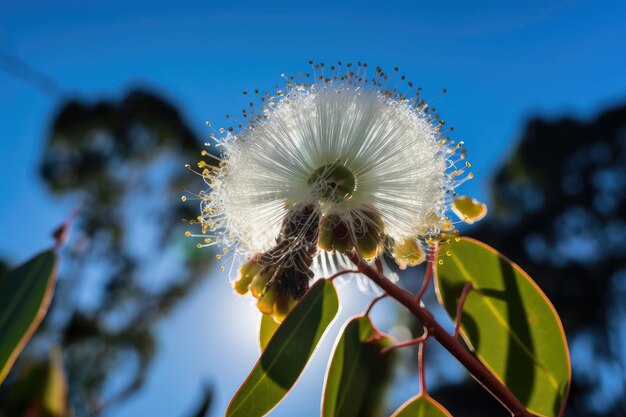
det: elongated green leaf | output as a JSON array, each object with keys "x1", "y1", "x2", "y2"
[
  {"x1": 0, "y1": 250, "x2": 58, "y2": 385},
  {"x1": 1, "y1": 347, "x2": 68, "y2": 417},
  {"x1": 322, "y1": 315, "x2": 394, "y2": 417},
  {"x1": 434, "y1": 237, "x2": 571, "y2": 417},
  {"x1": 391, "y1": 394, "x2": 452, "y2": 417},
  {"x1": 226, "y1": 279, "x2": 339, "y2": 417},
  {"x1": 43, "y1": 347, "x2": 68, "y2": 417},
  {"x1": 258, "y1": 313, "x2": 280, "y2": 352}
]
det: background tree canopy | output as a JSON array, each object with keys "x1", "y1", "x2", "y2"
[
  {"x1": 1, "y1": 89, "x2": 624, "y2": 417},
  {"x1": 0, "y1": 89, "x2": 214, "y2": 417}
]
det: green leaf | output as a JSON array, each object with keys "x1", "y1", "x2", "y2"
[
  {"x1": 434, "y1": 237, "x2": 571, "y2": 417},
  {"x1": 226, "y1": 279, "x2": 339, "y2": 417},
  {"x1": 258, "y1": 313, "x2": 280, "y2": 352},
  {"x1": 1, "y1": 347, "x2": 69, "y2": 417},
  {"x1": 322, "y1": 315, "x2": 394, "y2": 417},
  {"x1": 0, "y1": 250, "x2": 58, "y2": 385},
  {"x1": 390, "y1": 394, "x2": 452, "y2": 417},
  {"x1": 43, "y1": 347, "x2": 68, "y2": 417}
]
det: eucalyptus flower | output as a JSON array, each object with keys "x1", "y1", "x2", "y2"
[{"x1": 187, "y1": 62, "x2": 474, "y2": 321}]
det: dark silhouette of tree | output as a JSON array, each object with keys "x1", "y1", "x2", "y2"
[
  {"x1": 3, "y1": 85, "x2": 624, "y2": 417},
  {"x1": 0, "y1": 89, "x2": 213, "y2": 417},
  {"x1": 432, "y1": 103, "x2": 626, "y2": 416}
]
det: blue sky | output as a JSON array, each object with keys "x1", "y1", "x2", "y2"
[{"x1": 1, "y1": 1, "x2": 626, "y2": 416}]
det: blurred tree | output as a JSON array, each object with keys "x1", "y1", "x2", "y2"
[
  {"x1": 3, "y1": 84, "x2": 624, "y2": 417},
  {"x1": 432, "y1": 104, "x2": 626, "y2": 416},
  {"x1": 0, "y1": 89, "x2": 213, "y2": 417}
]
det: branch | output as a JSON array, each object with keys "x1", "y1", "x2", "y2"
[{"x1": 348, "y1": 251, "x2": 532, "y2": 417}]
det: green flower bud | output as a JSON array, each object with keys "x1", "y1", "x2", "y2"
[
  {"x1": 233, "y1": 259, "x2": 263, "y2": 295},
  {"x1": 250, "y1": 269, "x2": 272, "y2": 298}
]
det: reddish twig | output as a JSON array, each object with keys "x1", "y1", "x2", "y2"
[
  {"x1": 381, "y1": 327, "x2": 429, "y2": 355},
  {"x1": 327, "y1": 269, "x2": 359, "y2": 281},
  {"x1": 415, "y1": 250, "x2": 435, "y2": 302},
  {"x1": 454, "y1": 282, "x2": 474, "y2": 339},
  {"x1": 418, "y1": 337, "x2": 428, "y2": 395},
  {"x1": 374, "y1": 257, "x2": 385, "y2": 278},
  {"x1": 364, "y1": 293, "x2": 388, "y2": 316},
  {"x1": 348, "y1": 250, "x2": 532, "y2": 417}
]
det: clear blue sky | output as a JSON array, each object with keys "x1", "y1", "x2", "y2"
[{"x1": 1, "y1": 1, "x2": 625, "y2": 416}]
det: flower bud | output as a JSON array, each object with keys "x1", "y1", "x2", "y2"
[
  {"x1": 356, "y1": 231, "x2": 381, "y2": 260},
  {"x1": 353, "y1": 208, "x2": 384, "y2": 259},
  {"x1": 250, "y1": 269, "x2": 272, "y2": 298},
  {"x1": 256, "y1": 286, "x2": 277, "y2": 315},
  {"x1": 233, "y1": 259, "x2": 263, "y2": 295},
  {"x1": 319, "y1": 214, "x2": 353, "y2": 253}
]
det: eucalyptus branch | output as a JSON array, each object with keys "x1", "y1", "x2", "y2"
[{"x1": 348, "y1": 251, "x2": 533, "y2": 417}]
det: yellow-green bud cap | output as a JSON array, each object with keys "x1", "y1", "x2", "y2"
[
  {"x1": 356, "y1": 231, "x2": 381, "y2": 260},
  {"x1": 233, "y1": 259, "x2": 262, "y2": 295},
  {"x1": 452, "y1": 196, "x2": 488, "y2": 224},
  {"x1": 250, "y1": 269, "x2": 272, "y2": 298},
  {"x1": 393, "y1": 238, "x2": 426, "y2": 270},
  {"x1": 256, "y1": 286, "x2": 277, "y2": 315},
  {"x1": 318, "y1": 217, "x2": 336, "y2": 252}
]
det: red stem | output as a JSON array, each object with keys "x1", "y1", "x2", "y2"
[
  {"x1": 454, "y1": 282, "x2": 474, "y2": 338},
  {"x1": 415, "y1": 250, "x2": 434, "y2": 302},
  {"x1": 418, "y1": 338, "x2": 428, "y2": 395},
  {"x1": 380, "y1": 328, "x2": 428, "y2": 355},
  {"x1": 327, "y1": 269, "x2": 359, "y2": 281},
  {"x1": 364, "y1": 293, "x2": 388, "y2": 316},
  {"x1": 348, "y1": 251, "x2": 532, "y2": 417}
]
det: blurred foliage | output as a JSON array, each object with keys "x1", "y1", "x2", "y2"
[
  {"x1": 432, "y1": 104, "x2": 626, "y2": 416},
  {"x1": 0, "y1": 348, "x2": 67, "y2": 417},
  {"x1": 2, "y1": 84, "x2": 624, "y2": 417},
  {"x1": 0, "y1": 260, "x2": 8, "y2": 279},
  {"x1": 0, "y1": 89, "x2": 213, "y2": 417}
]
